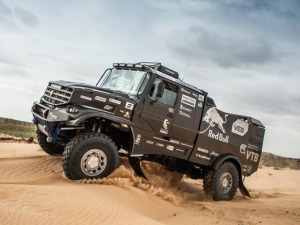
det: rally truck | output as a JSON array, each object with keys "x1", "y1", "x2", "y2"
[{"x1": 31, "y1": 62, "x2": 265, "y2": 201}]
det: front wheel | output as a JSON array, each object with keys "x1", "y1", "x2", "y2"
[
  {"x1": 36, "y1": 130, "x2": 64, "y2": 156},
  {"x1": 62, "y1": 133, "x2": 119, "y2": 180},
  {"x1": 203, "y1": 161, "x2": 239, "y2": 201}
]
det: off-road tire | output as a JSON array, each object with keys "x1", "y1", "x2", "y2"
[
  {"x1": 62, "y1": 133, "x2": 119, "y2": 180},
  {"x1": 36, "y1": 131, "x2": 64, "y2": 156},
  {"x1": 203, "y1": 161, "x2": 239, "y2": 201}
]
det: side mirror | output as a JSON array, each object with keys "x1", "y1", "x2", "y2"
[{"x1": 156, "y1": 82, "x2": 165, "y2": 98}]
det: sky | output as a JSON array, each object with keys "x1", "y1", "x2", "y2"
[{"x1": 0, "y1": 0, "x2": 299, "y2": 158}]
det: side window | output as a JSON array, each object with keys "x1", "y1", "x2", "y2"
[{"x1": 149, "y1": 78, "x2": 178, "y2": 107}]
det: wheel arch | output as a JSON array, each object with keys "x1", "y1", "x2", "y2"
[{"x1": 210, "y1": 154, "x2": 242, "y2": 177}]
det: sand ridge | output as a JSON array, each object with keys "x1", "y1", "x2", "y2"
[{"x1": 0, "y1": 143, "x2": 299, "y2": 225}]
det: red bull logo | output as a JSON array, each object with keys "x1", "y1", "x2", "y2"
[{"x1": 202, "y1": 107, "x2": 228, "y2": 133}]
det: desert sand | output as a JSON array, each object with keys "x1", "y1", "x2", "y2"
[{"x1": 0, "y1": 142, "x2": 299, "y2": 225}]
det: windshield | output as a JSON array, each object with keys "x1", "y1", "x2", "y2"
[{"x1": 100, "y1": 68, "x2": 149, "y2": 96}]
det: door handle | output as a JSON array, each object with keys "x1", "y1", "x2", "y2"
[{"x1": 167, "y1": 113, "x2": 174, "y2": 118}]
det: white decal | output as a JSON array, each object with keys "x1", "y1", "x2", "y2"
[
  {"x1": 210, "y1": 151, "x2": 219, "y2": 156},
  {"x1": 198, "y1": 95, "x2": 204, "y2": 101},
  {"x1": 195, "y1": 154, "x2": 211, "y2": 160},
  {"x1": 124, "y1": 112, "x2": 130, "y2": 118},
  {"x1": 232, "y1": 119, "x2": 249, "y2": 136},
  {"x1": 175, "y1": 148, "x2": 185, "y2": 153},
  {"x1": 179, "y1": 110, "x2": 191, "y2": 118},
  {"x1": 95, "y1": 96, "x2": 106, "y2": 102},
  {"x1": 180, "y1": 142, "x2": 193, "y2": 148},
  {"x1": 201, "y1": 107, "x2": 228, "y2": 133},
  {"x1": 181, "y1": 88, "x2": 191, "y2": 95},
  {"x1": 170, "y1": 139, "x2": 180, "y2": 145},
  {"x1": 198, "y1": 102, "x2": 203, "y2": 108},
  {"x1": 208, "y1": 130, "x2": 229, "y2": 143},
  {"x1": 181, "y1": 94, "x2": 196, "y2": 107},
  {"x1": 160, "y1": 119, "x2": 169, "y2": 134},
  {"x1": 180, "y1": 104, "x2": 192, "y2": 112},
  {"x1": 192, "y1": 93, "x2": 198, "y2": 98},
  {"x1": 135, "y1": 134, "x2": 141, "y2": 145},
  {"x1": 248, "y1": 143, "x2": 259, "y2": 151},
  {"x1": 156, "y1": 143, "x2": 164, "y2": 147},
  {"x1": 109, "y1": 98, "x2": 121, "y2": 105},
  {"x1": 240, "y1": 144, "x2": 247, "y2": 154},
  {"x1": 125, "y1": 102, "x2": 134, "y2": 110},
  {"x1": 80, "y1": 95, "x2": 92, "y2": 101},
  {"x1": 197, "y1": 147, "x2": 209, "y2": 154},
  {"x1": 50, "y1": 84, "x2": 61, "y2": 90},
  {"x1": 49, "y1": 112, "x2": 57, "y2": 120},
  {"x1": 240, "y1": 144, "x2": 259, "y2": 162},
  {"x1": 104, "y1": 105, "x2": 113, "y2": 110},
  {"x1": 146, "y1": 140, "x2": 154, "y2": 145},
  {"x1": 168, "y1": 108, "x2": 174, "y2": 113},
  {"x1": 166, "y1": 145, "x2": 174, "y2": 151}
]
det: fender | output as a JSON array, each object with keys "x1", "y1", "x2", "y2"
[
  {"x1": 210, "y1": 154, "x2": 242, "y2": 171},
  {"x1": 66, "y1": 112, "x2": 133, "y2": 126},
  {"x1": 210, "y1": 154, "x2": 251, "y2": 198}
]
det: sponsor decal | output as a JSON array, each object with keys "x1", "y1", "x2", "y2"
[
  {"x1": 240, "y1": 144, "x2": 259, "y2": 162},
  {"x1": 232, "y1": 119, "x2": 249, "y2": 136},
  {"x1": 168, "y1": 107, "x2": 174, "y2": 113},
  {"x1": 240, "y1": 144, "x2": 247, "y2": 154},
  {"x1": 248, "y1": 143, "x2": 259, "y2": 151},
  {"x1": 49, "y1": 112, "x2": 57, "y2": 120},
  {"x1": 146, "y1": 140, "x2": 154, "y2": 145},
  {"x1": 180, "y1": 142, "x2": 193, "y2": 148},
  {"x1": 160, "y1": 119, "x2": 169, "y2": 134},
  {"x1": 195, "y1": 154, "x2": 211, "y2": 160},
  {"x1": 80, "y1": 95, "x2": 92, "y2": 101},
  {"x1": 208, "y1": 130, "x2": 229, "y2": 143},
  {"x1": 180, "y1": 104, "x2": 192, "y2": 112},
  {"x1": 109, "y1": 98, "x2": 121, "y2": 105},
  {"x1": 200, "y1": 107, "x2": 228, "y2": 134},
  {"x1": 198, "y1": 95, "x2": 204, "y2": 101},
  {"x1": 170, "y1": 139, "x2": 180, "y2": 145},
  {"x1": 124, "y1": 112, "x2": 130, "y2": 118},
  {"x1": 166, "y1": 145, "x2": 174, "y2": 151},
  {"x1": 198, "y1": 102, "x2": 203, "y2": 108},
  {"x1": 50, "y1": 84, "x2": 61, "y2": 90},
  {"x1": 181, "y1": 94, "x2": 196, "y2": 107},
  {"x1": 181, "y1": 88, "x2": 191, "y2": 95},
  {"x1": 179, "y1": 110, "x2": 191, "y2": 118},
  {"x1": 156, "y1": 143, "x2": 164, "y2": 148},
  {"x1": 210, "y1": 151, "x2": 219, "y2": 156},
  {"x1": 104, "y1": 105, "x2": 113, "y2": 110},
  {"x1": 95, "y1": 96, "x2": 106, "y2": 102},
  {"x1": 192, "y1": 93, "x2": 198, "y2": 98},
  {"x1": 135, "y1": 134, "x2": 141, "y2": 145},
  {"x1": 176, "y1": 148, "x2": 185, "y2": 153},
  {"x1": 125, "y1": 102, "x2": 134, "y2": 110},
  {"x1": 197, "y1": 147, "x2": 209, "y2": 154}
]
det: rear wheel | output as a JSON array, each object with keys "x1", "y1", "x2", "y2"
[
  {"x1": 62, "y1": 133, "x2": 119, "y2": 180},
  {"x1": 36, "y1": 131, "x2": 64, "y2": 156},
  {"x1": 203, "y1": 161, "x2": 239, "y2": 201}
]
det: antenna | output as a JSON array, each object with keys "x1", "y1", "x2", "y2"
[{"x1": 183, "y1": 62, "x2": 189, "y2": 80}]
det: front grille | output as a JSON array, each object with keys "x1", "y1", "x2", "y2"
[{"x1": 41, "y1": 83, "x2": 73, "y2": 106}]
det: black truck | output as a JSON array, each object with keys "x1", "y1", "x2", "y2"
[{"x1": 32, "y1": 62, "x2": 265, "y2": 201}]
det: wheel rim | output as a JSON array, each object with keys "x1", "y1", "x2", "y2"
[
  {"x1": 219, "y1": 172, "x2": 233, "y2": 193},
  {"x1": 81, "y1": 149, "x2": 107, "y2": 176}
]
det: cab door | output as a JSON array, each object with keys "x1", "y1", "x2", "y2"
[{"x1": 140, "y1": 77, "x2": 178, "y2": 137}]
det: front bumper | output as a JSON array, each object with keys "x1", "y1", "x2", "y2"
[{"x1": 32, "y1": 102, "x2": 70, "y2": 122}]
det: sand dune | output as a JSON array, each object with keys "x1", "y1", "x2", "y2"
[{"x1": 0, "y1": 143, "x2": 299, "y2": 225}]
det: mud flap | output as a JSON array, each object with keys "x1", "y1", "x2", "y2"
[
  {"x1": 239, "y1": 180, "x2": 251, "y2": 198},
  {"x1": 128, "y1": 157, "x2": 148, "y2": 181}
]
